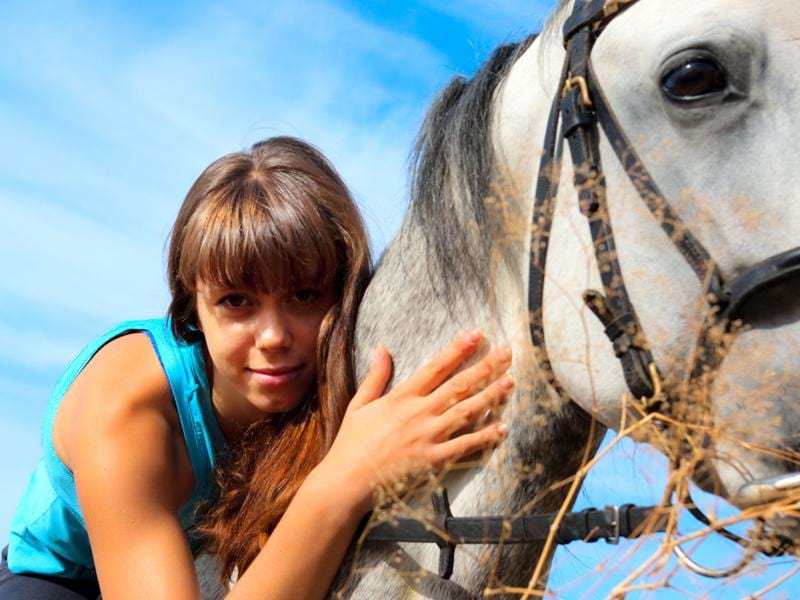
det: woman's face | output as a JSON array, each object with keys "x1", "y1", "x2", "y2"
[{"x1": 194, "y1": 280, "x2": 335, "y2": 432}]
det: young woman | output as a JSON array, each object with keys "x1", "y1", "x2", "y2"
[{"x1": 0, "y1": 137, "x2": 513, "y2": 600}]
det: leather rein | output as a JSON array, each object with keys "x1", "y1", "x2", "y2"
[{"x1": 362, "y1": 0, "x2": 800, "y2": 581}]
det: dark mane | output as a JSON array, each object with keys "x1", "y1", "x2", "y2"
[{"x1": 407, "y1": 34, "x2": 537, "y2": 303}]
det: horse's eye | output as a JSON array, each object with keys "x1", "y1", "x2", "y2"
[{"x1": 661, "y1": 58, "x2": 728, "y2": 102}]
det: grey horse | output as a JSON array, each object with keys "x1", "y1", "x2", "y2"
[{"x1": 333, "y1": 0, "x2": 800, "y2": 597}]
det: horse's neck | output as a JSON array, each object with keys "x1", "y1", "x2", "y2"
[{"x1": 354, "y1": 185, "x2": 603, "y2": 590}]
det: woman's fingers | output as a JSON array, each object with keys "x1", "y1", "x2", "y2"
[
  {"x1": 392, "y1": 330, "x2": 484, "y2": 397},
  {"x1": 434, "y1": 373, "x2": 514, "y2": 438},
  {"x1": 350, "y1": 346, "x2": 393, "y2": 409},
  {"x1": 427, "y1": 422, "x2": 509, "y2": 466},
  {"x1": 429, "y1": 346, "x2": 512, "y2": 414}
]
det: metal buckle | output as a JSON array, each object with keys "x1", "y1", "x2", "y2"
[
  {"x1": 431, "y1": 490, "x2": 456, "y2": 579},
  {"x1": 605, "y1": 505, "x2": 621, "y2": 545},
  {"x1": 562, "y1": 76, "x2": 593, "y2": 108}
]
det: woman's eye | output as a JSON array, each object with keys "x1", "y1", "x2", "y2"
[
  {"x1": 661, "y1": 57, "x2": 728, "y2": 102},
  {"x1": 293, "y1": 289, "x2": 321, "y2": 303},
  {"x1": 219, "y1": 294, "x2": 251, "y2": 309}
]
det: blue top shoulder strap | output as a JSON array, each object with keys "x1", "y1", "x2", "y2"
[{"x1": 7, "y1": 318, "x2": 226, "y2": 578}]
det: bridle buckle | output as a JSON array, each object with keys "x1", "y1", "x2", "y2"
[
  {"x1": 604, "y1": 505, "x2": 621, "y2": 545},
  {"x1": 562, "y1": 76, "x2": 593, "y2": 108}
]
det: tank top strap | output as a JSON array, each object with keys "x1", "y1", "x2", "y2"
[
  {"x1": 139, "y1": 319, "x2": 227, "y2": 509},
  {"x1": 41, "y1": 318, "x2": 226, "y2": 519}
]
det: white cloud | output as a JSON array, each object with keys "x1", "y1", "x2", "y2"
[
  {"x1": 0, "y1": 192, "x2": 169, "y2": 324},
  {"x1": 1, "y1": 0, "x2": 454, "y2": 246}
]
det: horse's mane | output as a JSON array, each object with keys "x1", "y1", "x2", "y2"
[
  {"x1": 407, "y1": 34, "x2": 537, "y2": 303},
  {"x1": 542, "y1": 0, "x2": 573, "y2": 42}
]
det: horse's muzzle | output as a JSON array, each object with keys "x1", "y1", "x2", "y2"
[{"x1": 734, "y1": 472, "x2": 800, "y2": 507}]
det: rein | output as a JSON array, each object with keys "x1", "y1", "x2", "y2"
[{"x1": 362, "y1": 0, "x2": 800, "y2": 581}]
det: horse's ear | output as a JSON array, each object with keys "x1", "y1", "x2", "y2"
[{"x1": 349, "y1": 346, "x2": 392, "y2": 409}]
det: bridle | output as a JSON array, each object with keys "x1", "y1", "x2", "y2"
[
  {"x1": 528, "y1": 0, "x2": 800, "y2": 424},
  {"x1": 362, "y1": 0, "x2": 800, "y2": 582}
]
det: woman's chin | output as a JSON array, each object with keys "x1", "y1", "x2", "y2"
[{"x1": 248, "y1": 392, "x2": 305, "y2": 416}]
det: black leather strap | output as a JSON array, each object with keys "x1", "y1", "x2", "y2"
[
  {"x1": 720, "y1": 246, "x2": 800, "y2": 324},
  {"x1": 367, "y1": 500, "x2": 670, "y2": 548},
  {"x1": 527, "y1": 52, "x2": 571, "y2": 396},
  {"x1": 560, "y1": 26, "x2": 659, "y2": 401},
  {"x1": 586, "y1": 61, "x2": 722, "y2": 291},
  {"x1": 563, "y1": 0, "x2": 606, "y2": 41},
  {"x1": 432, "y1": 490, "x2": 456, "y2": 579},
  {"x1": 365, "y1": 493, "x2": 670, "y2": 580},
  {"x1": 563, "y1": 0, "x2": 639, "y2": 43}
]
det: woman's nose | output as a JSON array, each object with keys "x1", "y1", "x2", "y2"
[{"x1": 255, "y1": 311, "x2": 292, "y2": 350}]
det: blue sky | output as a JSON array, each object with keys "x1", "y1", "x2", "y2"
[{"x1": 1, "y1": 0, "x2": 797, "y2": 597}]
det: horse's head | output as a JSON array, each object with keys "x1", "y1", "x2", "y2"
[{"x1": 498, "y1": 0, "x2": 800, "y2": 519}]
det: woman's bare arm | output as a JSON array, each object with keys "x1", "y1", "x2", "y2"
[
  {"x1": 68, "y1": 334, "x2": 201, "y2": 600},
  {"x1": 230, "y1": 333, "x2": 513, "y2": 599}
]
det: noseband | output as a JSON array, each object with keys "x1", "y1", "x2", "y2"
[{"x1": 362, "y1": 0, "x2": 800, "y2": 582}]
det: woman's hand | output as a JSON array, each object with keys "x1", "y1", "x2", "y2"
[
  {"x1": 315, "y1": 331, "x2": 513, "y2": 514},
  {"x1": 232, "y1": 331, "x2": 512, "y2": 600}
]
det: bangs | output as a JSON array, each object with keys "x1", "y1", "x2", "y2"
[{"x1": 179, "y1": 174, "x2": 341, "y2": 294}]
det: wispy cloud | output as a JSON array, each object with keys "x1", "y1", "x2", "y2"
[{"x1": 0, "y1": 0, "x2": 443, "y2": 236}]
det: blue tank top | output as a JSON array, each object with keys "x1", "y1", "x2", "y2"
[{"x1": 6, "y1": 318, "x2": 227, "y2": 579}]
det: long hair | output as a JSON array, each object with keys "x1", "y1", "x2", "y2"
[{"x1": 165, "y1": 136, "x2": 372, "y2": 581}]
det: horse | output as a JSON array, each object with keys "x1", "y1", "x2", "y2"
[
  {"x1": 199, "y1": 0, "x2": 800, "y2": 596},
  {"x1": 332, "y1": 0, "x2": 800, "y2": 596}
]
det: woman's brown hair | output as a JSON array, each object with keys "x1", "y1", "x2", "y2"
[{"x1": 166, "y1": 136, "x2": 372, "y2": 581}]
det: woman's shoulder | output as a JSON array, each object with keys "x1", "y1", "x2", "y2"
[
  {"x1": 54, "y1": 332, "x2": 183, "y2": 473},
  {"x1": 81, "y1": 332, "x2": 174, "y2": 412},
  {"x1": 57, "y1": 331, "x2": 197, "y2": 516}
]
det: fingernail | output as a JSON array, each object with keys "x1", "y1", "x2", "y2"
[
  {"x1": 497, "y1": 422, "x2": 509, "y2": 435},
  {"x1": 465, "y1": 329, "x2": 483, "y2": 344},
  {"x1": 500, "y1": 374, "x2": 514, "y2": 390},
  {"x1": 371, "y1": 346, "x2": 384, "y2": 364},
  {"x1": 499, "y1": 346, "x2": 512, "y2": 363}
]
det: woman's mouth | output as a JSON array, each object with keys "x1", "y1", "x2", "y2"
[{"x1": 247, "y1": 365, "x2": 304, "y2": 386}]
